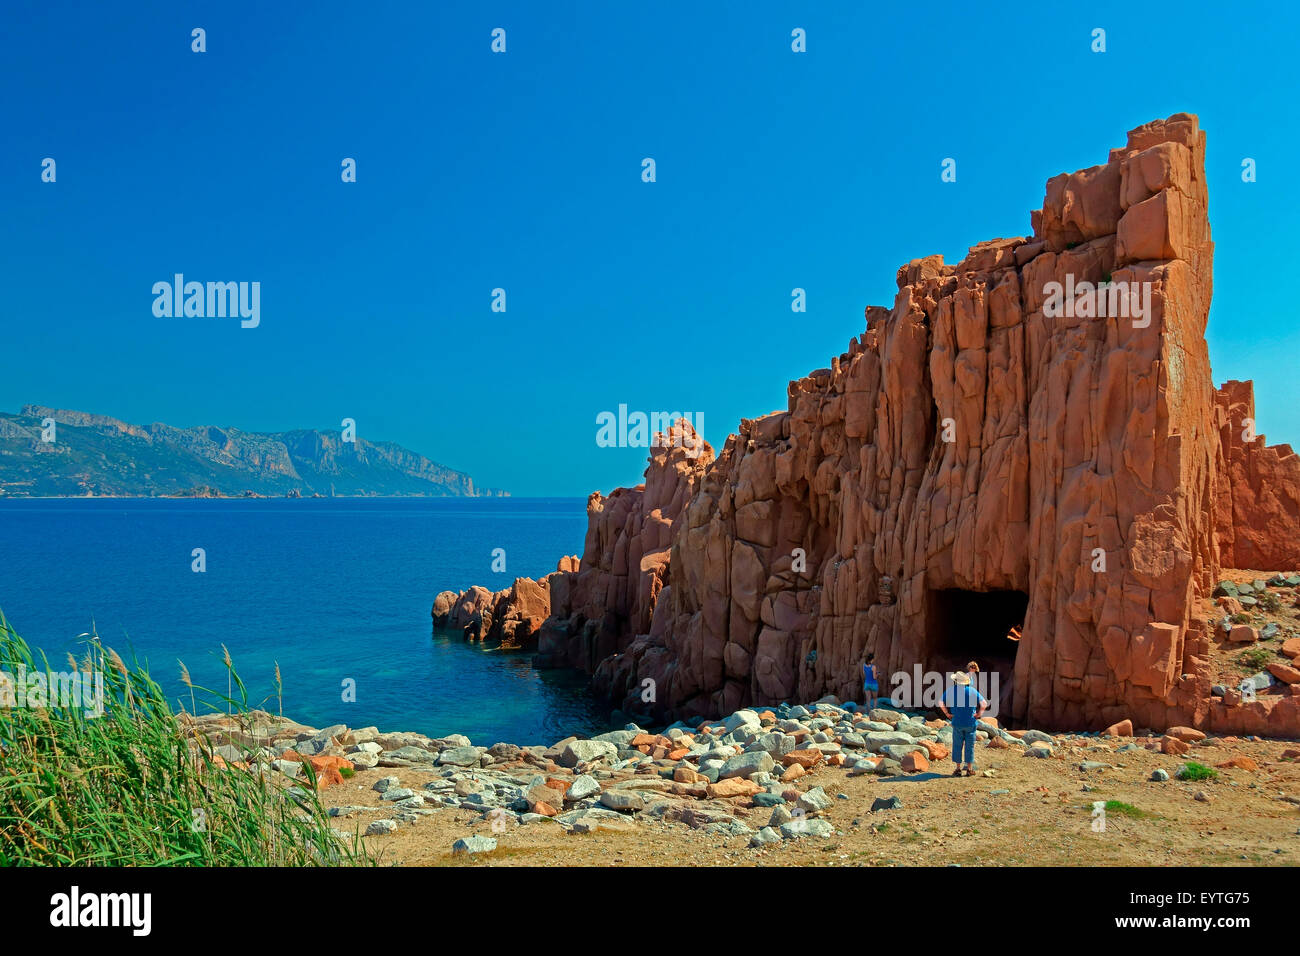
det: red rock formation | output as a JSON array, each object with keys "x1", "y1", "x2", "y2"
[
  {"x1": 1213, "y1": 380, "x2": 1300, "y2": 569},
  {"x1": 435, "y1": 585, "x2": 496, "y2": 638},
  {"x1": 525, "y1": 116, "x2": 1300, "y2": 736},
  {"x1": 485, "y1": 576, "x2": 553, "y2": 647},
  {"x1": 432, "y1": 555, "x2": 585, "y2": 648},
  {"x1": 536, "y1": 421, "x2": 714, "y2": 673}
]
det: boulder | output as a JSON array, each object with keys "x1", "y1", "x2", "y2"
[
  {"x1": 780, "y1": 818, "x2": 833, "y2": 839},
  {"x1": 1268, "y1": 662, "x2": 1300, "y2": 685},
  {"x1": 451, "y1": 836, "x2": 498, "y2": 855},
  {"x1": 1228, "y1": 625, "x2": 1259, "y2": 644},
  {"x1": 901, "y1": 752, "x2": 930, "y2": 773},
  {"x1": 795, "y1": 786, "x2": 832, "y2": 813},
  {"x1": 598, "y1": 790, "x2": 644, "y2": 812},
  {"x1": 718, "y1": 751, "x2": 775, "y2": 780},
  {"x1": 558, "y1": 740, "x2": 618, "y2": 768},
  {"x1": 436, "y1": 746, "x2": 481, "y2": 767},
  {"x1": 781, "y1": 749, "x2": 823, "y2": 770},
  {"x1": 706, "y1": 777, "x2": 761, "y2": 799},
  {"x1": 863, "y1": 731, "x2": 916, "y2": 753},
  {"x1": 566, "y1": 774, "x2": 602, "y2": 801}
]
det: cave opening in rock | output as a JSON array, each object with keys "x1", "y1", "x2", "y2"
[{"x1": 926, "y1": 587, "x2": 1028, "y2": 706}]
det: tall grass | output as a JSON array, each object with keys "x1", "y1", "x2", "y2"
[{"x1": 0, "y1": 612, "x2": 371, "y2": 866}]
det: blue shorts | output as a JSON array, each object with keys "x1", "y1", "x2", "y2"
[{"x1": 863, "y1": 681, "x2": 879, "y2": 692}]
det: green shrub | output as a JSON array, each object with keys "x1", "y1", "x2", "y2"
[
  {"x1": 1176, "y1": 762, "x2": 1218, "y2": 782},
  {"x1": 1237, "y1": 647, "x2": 1272, "y2": 671},
  {"x1": 0, "y1": 612, "x2": 372, "y2": 866}
]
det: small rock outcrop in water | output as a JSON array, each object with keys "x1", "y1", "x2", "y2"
[
  {"x1": 432, "y1": 555, "x2": 579, "y2": 648},
  {"x1": 449, "y1": 115, "x2": 1300, "y2": 738}
]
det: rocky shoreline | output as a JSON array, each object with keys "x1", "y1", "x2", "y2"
[{"x1": 183, "y1": 697, "x2": 1300, "y2": 857}]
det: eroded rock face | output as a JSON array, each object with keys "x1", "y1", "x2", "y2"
[
  {"x1": 500, "y1": 115, "x2": 1300, "y2": 735},
  {"x1": 486, "y1": 576, "x2": 553, "y2": 647},
  {"x1": 536, "y1": 422, "x2": 715, "y2": 674},
  {"x1": 1213, "y1": 379, "x2": 1300, "y2": 570},
  {"x1": 432, "y1": 555, "x2": 586, "y2": 648}
]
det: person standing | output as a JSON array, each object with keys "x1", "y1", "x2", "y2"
[
  {"x1": 966, "y1": 660, "x2": 981, "y2": 704},
  {"x1": 939, "y1": 670, "x2": 987, "y2": 777},
  {"x1": 862, "y1": 653, "x2": 879, "y2": 710}
]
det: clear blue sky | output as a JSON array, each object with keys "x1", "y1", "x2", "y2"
[{"x1": 3, "y1": 1, "x2": 1297, "y2": 496}]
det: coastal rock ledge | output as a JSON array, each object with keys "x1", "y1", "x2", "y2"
[{"x1": 432, "y1": 556, "x2": 578, "y2": 647}]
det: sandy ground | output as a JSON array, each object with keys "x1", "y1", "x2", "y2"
[{"x1": 323, "y1": 736, "x2": 1300, "y2": 867}]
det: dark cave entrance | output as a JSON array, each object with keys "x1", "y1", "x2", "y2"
[
  {"x1": 927, "y1": 588, "x2": 1028, "y2": 668},
  {"x1": 926, "y1": 588, "x2": 1028, "y2": 721}
]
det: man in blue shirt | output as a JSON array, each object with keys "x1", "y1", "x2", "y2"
[{"x1": 939, "y1": 671, "x2": 987, "y2": 777}]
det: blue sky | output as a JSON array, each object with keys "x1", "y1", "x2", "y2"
[{"x1": 2, "y1": 1, "x2": 1297, "y2": 496}]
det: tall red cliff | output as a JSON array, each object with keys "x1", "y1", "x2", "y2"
[{"x1": 533, "y1": 114, "x2": 1300, "y2": 735}]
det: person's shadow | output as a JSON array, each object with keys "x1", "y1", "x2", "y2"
[{"x1": 876, "y1": 772, "x2": 946, "y2": 783}]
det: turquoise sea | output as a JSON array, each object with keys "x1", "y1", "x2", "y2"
[{"x1": 0, "y1": 497, "x2": 612, "y2": 745}]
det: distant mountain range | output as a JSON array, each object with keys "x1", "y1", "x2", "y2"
[{"x1": 0, "y1": 405, "x2": 506, "y2": 498}]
